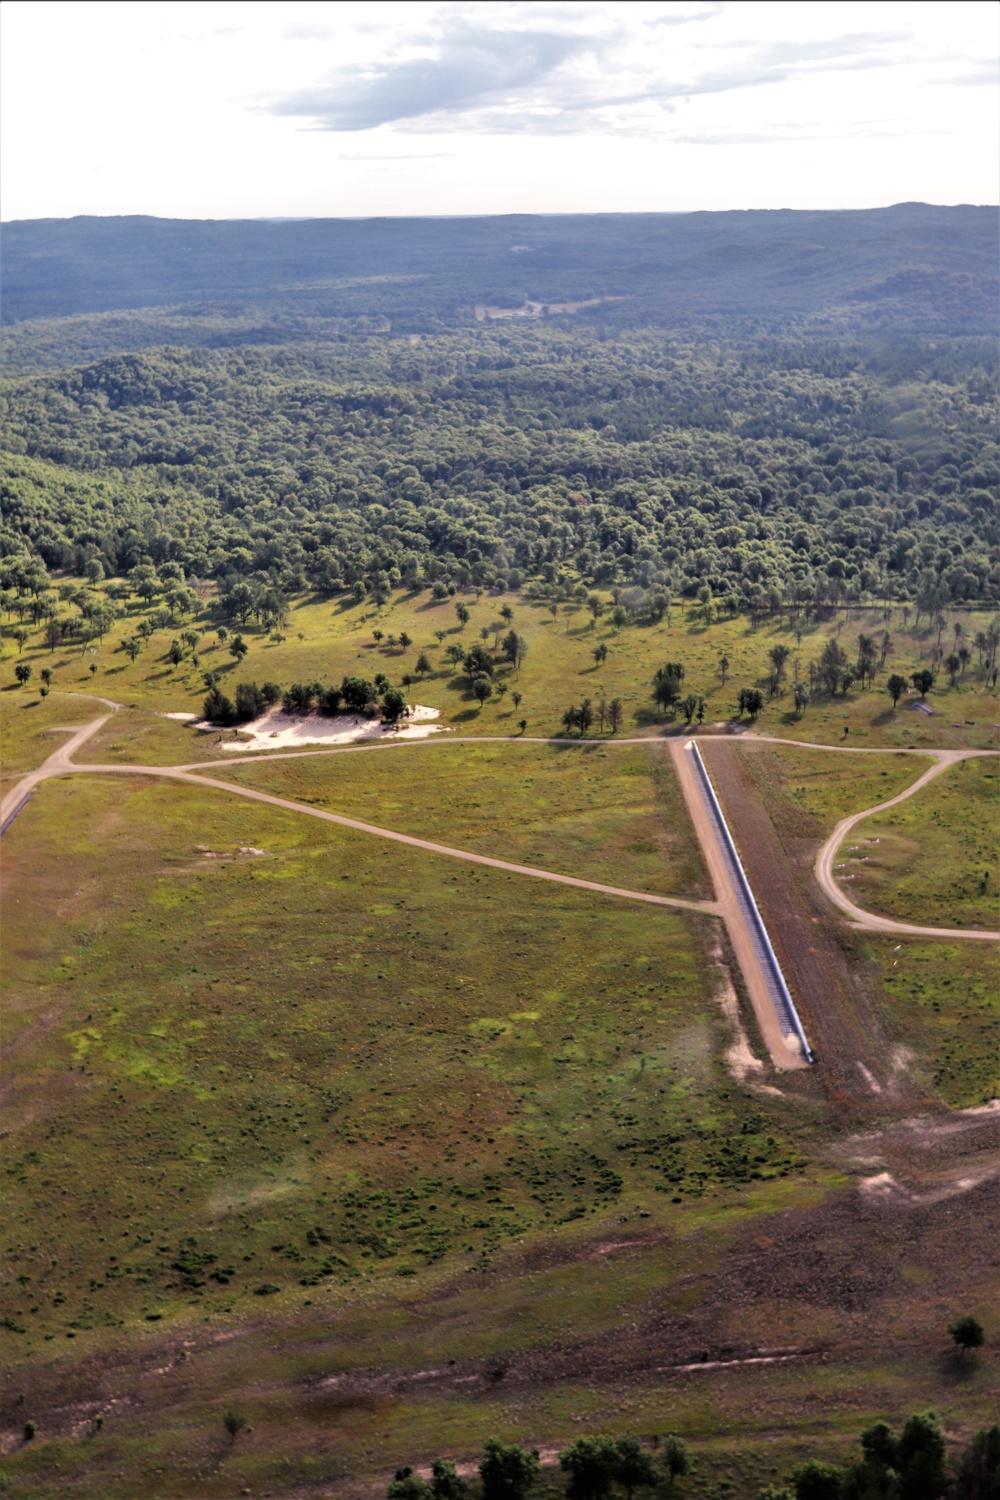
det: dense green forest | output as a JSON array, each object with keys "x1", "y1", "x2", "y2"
[{"x1": 1, "y1": 210, "x2": 997, "y2": 609}]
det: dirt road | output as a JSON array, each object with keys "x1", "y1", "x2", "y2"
[{"x1": 669, "y1": 739, "x2": 809, "y2": 1069}]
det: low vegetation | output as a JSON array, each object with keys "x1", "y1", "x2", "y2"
[{"x1": 845, "y1": 759, "x2": 999, "y2": 929}]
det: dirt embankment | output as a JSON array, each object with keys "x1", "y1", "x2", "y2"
[{"x1": 699, "y1": 742, "x2": 922, "y2": 1115}]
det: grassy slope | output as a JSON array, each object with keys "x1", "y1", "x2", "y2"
[
  {"x1": 3, "y1": 590, "x2": 999, "y2": 1496},
  {"x1": 864, "y1": 936, "x2": 999, "y2": 1106},
  {"x1": 3, "y1": 772, "x2": 809, "y2": 1348},
  {"x1": 211, "y1": 741, "x2": 709, "y2": 900},
  {"x1": 0, "y1": 690, "x2": 111, "y2": 776},
  {"x1": 3, "y1": 586, "x2": 998, "y2": 760},
  {"x1": 843, "y1": 758, "x2": 999, "y2": 930}
]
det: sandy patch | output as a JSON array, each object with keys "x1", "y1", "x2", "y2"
[
  {"x1": 197, "y1": 704, "x2": 448, "y2": 752},
  {"x1": 162, "y1": 711, "x2": 199, "y2": 721}
]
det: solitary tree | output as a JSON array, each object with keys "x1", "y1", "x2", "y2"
[
  {"x1": 473, "y1": 674, "x2": 493, "y2": 707},
  {"x1": 718, "y1": 654, "x2": 730, "y2": 685},
  {"x1": 415, "y1": 652, "x2": 431, "y2": 677},
  {"x1": 15, "y1": 662, "x2": 33, "y2": 686},
  {"x1": 593, "y1": 643, "x2": 608, "y2": 667},
  {"x1": 399, "y1": 631, "x2": 412, "y2": 653},
  {"x1": 381, "y1": 687, "x2": 407, "y2": 726},
  {"x1": 512, "y1": 691, "x2": 522, "y2": 711},
  {"x1": 887, "y1": 673, "x2": 908, "y2": 707},
  {"x1": 445, "y1": 643, "x2": 465, "y2": 671},
  {"x1": 680, "y1": 692, "x2": 700, "y2": 725},
  {"x1": 911, "y1": 669, "x2": 935, "y2": 698},
  {"x1": 559, "y1": 1436, "x2": 617, "y2": 1500},
  {"x1": 793, "y1": 683, "x2": 809, "y2": 716},
  {"x1": 229, "y1": 635, "x2": 248, "y2": 662},
  {"x1": 608, "y1": 698, "x2": 624, "y2": 734},
  {"x1": 223, "y1": 1411, "x2": 248, "y2": 1445},
  {"x1": 768, "y1": 643, "x2": 791, "y2": 693},
  {"x1": 577, "y1": 698, "x2": 593, "y2": 735},
  {"x1": 455, "y1": 602, "x2": 470, "y2": 627},
  {"x1": 661, "y1": 1436, "x2": 691, "y2": 1488},
  {"x1": 167, "y1": 639, "x2": 184, "y2": 666},
  {"x1": 949, "y1": 1315, "x2": 985, "y2": 1360},
  {"x1": 387, "y1": 1467, "x2": 432, "y2": 1500},
  {"x1": 944, "y1": 651, "x2": 961, "y2": 687},
  {"x1": 613, "y1": 1436, "x2": 658, "y2": 1499},
  {"x1": 479, "y1": 1438, "x2": 540, "y2": 1500}
]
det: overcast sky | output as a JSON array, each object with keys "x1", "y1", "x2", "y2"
[{"x1": 2, "y1": 0, "x2": 997, "y2": 220}]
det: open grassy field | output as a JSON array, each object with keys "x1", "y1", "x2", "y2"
[
  {"x1": 2, "y1": 771, "x2": 811, "y2": 1348},
  {"x1": 2, "y1": 583, "x2": 998, "y2": 1498},
  {"x1": 212, "y1": 741, "x2": 708, "y2": 901},
  {"x1": 3, "y1": 582, "x2": 998, "y2": 756},
  {"x1": 865, "y1": 935, "x2": 1000, "y2": 1107},
  {"x1": 0, "y1": 689, "x2": 111, "y2": 777},
  {"x1": 733, "y1": 744, "x2": 927, "y2": 836},
  {"x1": 841, "y1": 758, "x2": 999, "y2": 930}
]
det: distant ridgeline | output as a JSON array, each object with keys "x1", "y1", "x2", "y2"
[{"x1": 0, "y1": 207, "x2": 997, "y2": 605}]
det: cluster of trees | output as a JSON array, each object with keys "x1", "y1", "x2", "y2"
[
  {"x1": 2, "y1": 317, "x2": 996, "y2": 616},
  {"x1": 386, "y1": 1433, "x2": 690, "y2": 1500},
  {"x1": 202, "y1": 674, "x2": 408, "y2": 727},
  {"x1": 385, "y1": 1410, "x2": 999, "y2": 1500},
  {"x1": 562, "y1": 697, "x2": 625, "y2": 736}
]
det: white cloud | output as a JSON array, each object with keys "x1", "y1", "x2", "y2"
[{"x1": 1, "y1": 0, "x2": 996, "y2": 218}]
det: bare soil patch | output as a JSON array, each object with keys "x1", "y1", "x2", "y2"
[{"x1": 700, "y1": 742, "x2": 922, "y2": 1116}]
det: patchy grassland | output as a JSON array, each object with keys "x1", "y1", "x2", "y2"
[
  {"x1": 843, "y1": 758, "x2": 1000, "y2": 930},
  {"x1": 212, "y1": 741, "x2": 709, "y2": 900},
  {"x1": 1, "y1": 772, "x2": 810, "y2": 1354},
  {"x1": 735, "y1": 744, "x2": 927, "y2": 838},
  {"x1": 866, "y1": 936, "x2": 1000, "y2": 1106},
  {"x1": 3, "y1": 584, "x2": 999, "y2": 756},
  {"x1": 0, "y1": 689, "x2": 108, "y2": 776}
]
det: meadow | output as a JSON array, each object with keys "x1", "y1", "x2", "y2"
[
  {"x1": 844, "y1": 758, "x2": 999, "y2": 930},
  {"x1": 212, "y1": 741, "x2": 708, "y2": 901},
  {"x1": 1, "y1": 584, "x2": 998, "y2": 1497}
]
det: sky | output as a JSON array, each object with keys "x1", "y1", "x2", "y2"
[{"x1": 1, "y1": 0, "x2": 997, "y2": 221}]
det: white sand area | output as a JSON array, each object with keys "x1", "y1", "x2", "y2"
[{"x1": 196, "y1": 703, "x2": 448, "y2": 752}]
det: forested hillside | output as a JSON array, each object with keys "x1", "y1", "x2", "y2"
[{"x1": 1, "y1": 209, "x2": 997, "y2": 610}]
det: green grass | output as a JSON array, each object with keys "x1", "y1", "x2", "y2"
[
  {"x1": 866, "y1": 935, "x2": 999, "y2": 1106},
  {"x1": 843, "y1": 758, "x2": 1000, "y2": 929},
  {"x1": 4, "y1": 584, "x2": 999, "y2": 755},
  {"x1": 737, "y1": 744, "x2": 928, "y2": 840},
  {"x1": 1, "y1": 772, "x2": 806, "y2": 1353},
  {"x1": 0, "y1": 688, "x2": 109, "y2": 775},
  {"x1": 212, "y1": 741, "x2": 709, "y2": 899}
]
